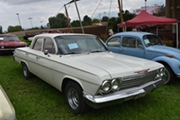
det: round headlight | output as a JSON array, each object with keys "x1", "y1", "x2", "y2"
[
  {"x1": 159, "y1": 68, "x2": 165, "y2": 77},
  {"x1": 155, "y1": 74, "x2": 160, "y2": 79},
  {"x1": 101, "y1": 81, "x2": 111, "y2": 93},
  {"x1": 155, "y1": 68, "x2": 165, "y2": 80},
  {"x1": 111, "y1": 79, "x2": 119, "y2": 91}
]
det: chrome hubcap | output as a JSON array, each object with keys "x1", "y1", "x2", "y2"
[
  {"x1": 67, "y1": 88, "x2": 79, "y2": 110},
  {"x1": 23, "y1": 66, "x2": 27, "y2": 77}
]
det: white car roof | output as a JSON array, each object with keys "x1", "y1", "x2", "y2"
[{"x1": 34, "y1": 33, "x2": 96, "y2": 39}]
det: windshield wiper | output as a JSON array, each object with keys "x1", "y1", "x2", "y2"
[
  {"x1": 65, "y1": 52, "x2": 82, "y2": 55},
  {"x1": 90, "y1": 50, "x2": 104, "y2": 53}
]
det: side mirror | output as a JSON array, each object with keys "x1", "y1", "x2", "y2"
[{"x1": 44, "y1": 49, "x2": 49, "y2": 55}]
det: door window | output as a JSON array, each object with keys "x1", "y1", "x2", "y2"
[
  {"x1": 107, "y1": 37, "x2": 120, "y2": 47},
  {"x1": 43, "y1": 38, "x2": 55, "y2": 54},
  {"x1": 32, "y1": 38, "x2": 43, "y2": 51},
  {"x1": 122, "y1": 37, "x2": 142, "y2": 48}
]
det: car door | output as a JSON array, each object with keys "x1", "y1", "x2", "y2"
[
  {"x1": 36, "y1": 37, "x2": 56, "y2": 85},
  {"x1": 31, "y1": 37, "x2": 55, "y2": 85},
  {"x1": 25, "y1": 37, "x2": 44, "y2": 75},
  {"x1": 121, "y1": 36, "x2": 145, "y2": 58}
]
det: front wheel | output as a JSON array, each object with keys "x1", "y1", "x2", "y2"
[
  {"x1": 22, "y1": 63, "x2": 33, "y2": 79},
  {"x1": 65, "y1": 81, "x2": 88, "y2": 114},
  {"x1": 163, "y1": 64, "x2": 174, "y2": 84}
]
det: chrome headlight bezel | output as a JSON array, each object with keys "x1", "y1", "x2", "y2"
[
  {"x1": 101, "y1": 81, "x2": 111, "y2": 93},
  {"x1": 99, "y1": 78, "x2": 123, "y2": 94},
  {"x1": 111, "y1": 78, "x2": 122, "y2": 91}
]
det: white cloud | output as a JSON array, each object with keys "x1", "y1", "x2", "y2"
[{"x1": 0, "y1": 0, "x2": 165, "y2": 31}]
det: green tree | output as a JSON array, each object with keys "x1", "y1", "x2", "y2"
[
  {"x1": 0, "y1": 25, "x2": 2, "y2": 33},
  {"x1": 108, "y1": 17, "x2": 119, "y2": 32},
  {"x1": 102, "y1": 16, "x2": 109, "y2": 22},
  {"x1": 71, "y1": 20, "x2": 80, "y2": 27},
  {"x1": 92, "y1": 18, "x2": 100, "y2": 24},
  {"x1": 7, "y1": 25, "x2": 22, "y2": 32},
  {"x1": 123, "y1": 10, "x2": 136, "y2": 22},
  {"x1": 113, "y1": 10, "x2": 136, "y2": 32},
  {"x1": 48, "y1": 13, "x2": 68, "y2": 28},
  {"x1": 82, "y1": 15, "x2": 92, "y2": 26}
]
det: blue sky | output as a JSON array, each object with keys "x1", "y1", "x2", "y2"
[{"x1": 0, "y1": 0, "x2": 165, "y2": 31}]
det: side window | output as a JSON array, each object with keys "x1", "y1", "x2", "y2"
[
  {"x1": 107, "y1": 37, "x2": 120, "y2": 47},
  {"x1": 135, "y1": 39, "x2": 142, "y2": 48},
  {"x1": 43, "y1": 38, "x2": 55, "y2": 54},
  {"x1": 122, "y1": 37, "x2": 142, "y2": 48},
  {"x1": 32, "y1": 38, "x2": 43, "y2": 51}
]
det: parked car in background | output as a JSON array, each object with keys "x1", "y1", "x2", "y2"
[
  {"x1": 23, "y1": 30, "x2": 61, "y2": 42},
  {"x1": 13, "y1": 33, "x2": 165, "y2": 114},
  {"x1": 106, "y1": 31, "x2": 180, "y2": 84},
  {"x1": 0, "y1": 85, "x2": 16, "y2": 120},
  {"x1": 0, "y1": 34, "x2": 27, "y2": 54}
]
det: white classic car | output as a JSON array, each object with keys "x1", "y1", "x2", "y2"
[
  {"x1": 13, "y1": 33, "x2": 165, "y2": 114},
  {"x1": 0, "y1": 85, "x2": 16, "y2": 120}
]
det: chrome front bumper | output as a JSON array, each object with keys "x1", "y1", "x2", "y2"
[{"x1": 83, "y1": 79, "x2": 164, "y2": 109}]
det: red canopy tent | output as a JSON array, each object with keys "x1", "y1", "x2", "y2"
[
  {"x1": 118, "y1": 10, "x2": 178, "y2": 27},
  {"x1": 118, "y1": 10, "x2": 179, "y2": 48}
]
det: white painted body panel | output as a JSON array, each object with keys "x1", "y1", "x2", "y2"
[
  {"x1": 0, "y1": 85, "x2": 16, "y2": 120},
  {"x1": 14, "y1": 46, "x2": 163, "y2": 95}
]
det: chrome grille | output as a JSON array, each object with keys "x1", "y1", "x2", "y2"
[{"x1": 119, "y1": 70, "x2": 157, "y2": 90}]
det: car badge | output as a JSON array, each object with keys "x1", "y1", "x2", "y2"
[{"x1": 135, "y1": 69, "x2": 150, "y2": 74}]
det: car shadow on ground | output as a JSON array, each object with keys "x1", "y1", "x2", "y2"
[{"x1": 0, "y1": 52, "x2": 13, "y2": 56}]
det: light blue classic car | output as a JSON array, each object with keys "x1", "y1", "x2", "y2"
[{"x1": 106, "y1": 31, "x2": 180, "y2": 84}]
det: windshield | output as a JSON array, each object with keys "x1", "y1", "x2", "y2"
[
  {"x1": 0, "y1": 36, "x2": 19, "y2": 41},
  {"x1": 54, "y1": 35, "x2": 107, "y2": 55},
  {"x1": 143, "y1": 35, "x2": 163, "y2": 47}
]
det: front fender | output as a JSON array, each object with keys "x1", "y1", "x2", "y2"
[
  {"x1": 153, "y1": 56, "x2": 180, "y2": 75},
  {"x1": 60, "y1": 75, "x2": 100, "y2": 96}
]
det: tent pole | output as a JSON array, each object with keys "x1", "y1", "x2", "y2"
[
  {"x1": 118, "y1": 0, "x2": 124, "y2": 31},
  {"x1": 176, "y1": 23, "x2": 178, "y2": 48},
  {"x1": 156, "y1": 27, "x2": 158, "y2": 35}
]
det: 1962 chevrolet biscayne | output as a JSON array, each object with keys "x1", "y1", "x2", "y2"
[{"x1": 13, "y1": 33, "x2": 165, "y2": 114}]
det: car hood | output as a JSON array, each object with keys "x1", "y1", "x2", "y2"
[
  {"x1": 147, "y1": 45, "x2": 180, "y2": 60},
  {"x1": 61, "y1": 52, "x2": 163, "y2": 79},
  {"x1": 0, "y1": 40, "x2": 27, "y2": 46}
]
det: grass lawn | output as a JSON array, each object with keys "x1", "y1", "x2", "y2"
[{"x1": 1, "y1": 55, "x2": 180, "y2": 120}]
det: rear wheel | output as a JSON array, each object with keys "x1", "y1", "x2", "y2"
[
  {"x1": 22, "y1": 63, "x2": 32, "y2": 79},
  {"x1": 163, "y1": 64, "x2": 174, "y2": 84},
  {"x1": 65, "y1": 81, "x2": 88, "y2": 114}
]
